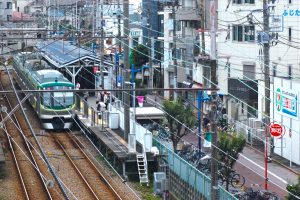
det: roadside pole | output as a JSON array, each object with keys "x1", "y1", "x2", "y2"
[
  {"x1": 209, "y1": 0, "x2": 218, "y2": 199},
  {"x1": 198, "y1": 90, "x2": 202, "y2": 152},
  {"x1": 123, "y1": 0, "x2": 130, "y2": 140},
  {"x1": 263, "y1": 0, "x2": 271, "y2": 190}
]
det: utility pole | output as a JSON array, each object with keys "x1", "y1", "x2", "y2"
[
  {"x1": 123, "y1": 0, "x2": 130, "y2": 140},
  {"x1": 100, "y1": 0, "x2": 105, "y2": 89},
  {"x1": 199, "y1": 0, "x2": 206, "y2": 54},
  {"x1": 172, "y1": 1, "x2": 179, "y2": 100},
  {"x1": 209, "y1": 0, "x2": 218, "y2": 199},
  {"x1": 263, "y1": 0, "x2": 270, "y2": 190},
  {"x1": 92, "y1": 0, "x2": 95, "y2": 37},
  {"x1": 147, "y1": 7, "x2": 153, "y2": 92},
  {"x1": 118, "y1": 0, "x2": 122, "y2": 53}
]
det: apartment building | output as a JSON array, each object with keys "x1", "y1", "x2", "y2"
[
  {"x1": 194, "y1": 0, "x2": 300, "y2": 164},
  {"x1": 0, "y1": 0, "x2": 12, "y2": 22},
  {"x1": 194, "y1": 0, "x2": 300, "y2": 121},
  {"x1": 158, "y1": 0, "x2": 201, "y2": 99}
]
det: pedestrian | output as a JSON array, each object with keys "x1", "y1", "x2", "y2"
[
  {"x1": 97, "y1": 101, "x2": 103, "y2": 119},
  {"x1": 203, "y1": 115, "x2": 210, "y2": 129},
  {"x1": 104, "y1": 92, "x2": 109, "y2": 110},
  {"x1": 83, "y1": 90, "x2": 89, "y2": 102},
  {"x1": 76, "y1": 82, "x2": 80, "y2": 90},
  {"x1": 110, "y1": 53, "x2": 113, "y2": 61},
  {"x1": 99, "y1": 85, "x2": 104, "y2": 102}
]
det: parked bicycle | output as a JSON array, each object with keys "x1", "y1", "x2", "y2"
[
  {"x1": 217, "y1": 165, "x2": 245, "y2": 189},
  {"x1": 237, "y1": 184, "x2": 279, "y2": 200}
]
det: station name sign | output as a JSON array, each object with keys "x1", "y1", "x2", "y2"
[{"x1": 275, "y1": 87, "x2": 298, "y2": 119}]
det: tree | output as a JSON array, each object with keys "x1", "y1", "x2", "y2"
[
  {"x1": 163, "y1": 98, "x2": 196, "y2": 151},
  {"x1": 217, "y1": 133, "x2": 246, "y2": 190},
  {"x1": 286, "y1": 177, "x2": 300, "y2": 199},
  {"x1": 130, "y1": 44, "x2": 149, "y2": 68}
]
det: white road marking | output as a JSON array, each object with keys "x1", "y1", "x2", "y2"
[{"x1": 239, "y1": 153, "x2": 288, "y2": 185}]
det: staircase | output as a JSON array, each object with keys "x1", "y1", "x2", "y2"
[{"x1": 136, "y1": 153, "x2": 149, "y2": 185}]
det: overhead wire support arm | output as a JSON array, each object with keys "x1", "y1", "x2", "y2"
[{"x1": 0, "y1": 87, "x2": 219, "y2": 94}]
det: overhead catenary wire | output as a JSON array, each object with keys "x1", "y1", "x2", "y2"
[
  {"x1": 12, "y1": 0, "x2": 300, "y2": 171},
  {"x1": 8, "y1": 37, "x2": 298, "y2": 200},
  {"x1": 5, "y1": 1, "x2": 298, "y2": 198},
  {"x1": 3, "y1": 61, "x2": 142, "y2": 199},
  {"x1": 71, "y1": 68, "x2": 299, "y2": 199},
  {"x1": 108, "y1": 30, "x2": 300, "y2": 141}
]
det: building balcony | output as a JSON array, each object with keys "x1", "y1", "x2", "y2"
[{"x1": 175, "y1": 7, "x2": 200, "y2": 21}]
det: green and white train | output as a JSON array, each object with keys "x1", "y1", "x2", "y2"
[{"x1": 13, "y1": 52, "x2": 75, "y2": 129}]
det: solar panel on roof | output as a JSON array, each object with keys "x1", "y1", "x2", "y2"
[{"x1": 37, "y1": 40, "x2": 98, "y2": 67}]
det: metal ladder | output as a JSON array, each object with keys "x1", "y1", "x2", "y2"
[{"x1": 136, "y1": 153, "x2": 149, "y2": 185}]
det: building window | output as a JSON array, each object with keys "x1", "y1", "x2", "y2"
[
  {"x1": 233, "y1": 25, "x2": 255, "y2": 42},
  {"x1": 158, "y1": 15, "x2": 164, "y2": 37},
  {"x1": 241, "y1": 103, "x2": 244, "y2": 114},
  {"x1": 288, "y1": 27, "x2": 292, "y2": 42},
  {"x1": 233, "y1": 0, "x2": 242, "y2": 3},
  {"x1": 132, "y1": 38, "x2": 139, "y2": 47},
  {"x1": 6, "y1": 15, "x2": 12, "y2": 21},
  {"x1": 175, "y1": 20, "x2": 181, "y2": 31},
  {"x1": 288, "y1": 65, "x2": 292, "y2": 79},
  {"x1": 233, "y1": 0, "x2": 254, "y2": 4},
  {"x1": 175, "y1": 49, "x2": 181, "y2": 60},
  {"x1": 233, "y1": 25, "x2": 243, "y2": 41},
  {"x1": 243, "y1": 64, "x2": 255, "y2": 79},
  {"x1": 244, "y1": 25, "x2": 255, "y2": 41},
  {"x1": 289, "y1": 0, "x2": 292, "y2": 4},
  {"x1": 6, "y1": 2, "x2": 12, "y2": 9}
]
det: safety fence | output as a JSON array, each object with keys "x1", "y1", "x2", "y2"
[{"x1": 153, "y1": 138, "x2": 237, "y2": 200}]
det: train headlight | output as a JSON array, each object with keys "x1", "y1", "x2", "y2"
[{"x1": 0, "y1": 106, "x2": 7, "y2": 112}]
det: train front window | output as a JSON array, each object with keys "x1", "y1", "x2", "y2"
[
  {"x1": 53, "y1": 86, "x2": 74, "y2": 108},
  {"x1": 43, "y1": 92, "x2": 51, "y2": 107},
  {"x1": 42, "y1": 86, "x2": 74, "y2": 109}
]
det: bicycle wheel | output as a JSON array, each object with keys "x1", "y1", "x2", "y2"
[
  {"x1": 261, "y1": 191, "x2": 279, "y2": 200},
  {"x1": 230, "y1": 173, "x2": 246, "y2": 188},
  {"x1": 238, "y1": 193, "x2": 250, "y2": 200}
]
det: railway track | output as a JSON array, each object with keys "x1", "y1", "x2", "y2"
[
  {"x1": 0, "y1": 69, "x2": 128, "y2": 200},
  {"x1": 0, "y1": 70, "x2": 62, "y2": 200},
  {"x1": 52, "y1": 132, "x2": 122, "y2": 200},
  {"x1": 0, "y1": 71, "x2": 59, "y2": 199}
]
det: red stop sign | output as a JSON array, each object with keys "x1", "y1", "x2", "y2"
[{"x1": 269, "y1": 123, "x2": 284, "y2": 138}]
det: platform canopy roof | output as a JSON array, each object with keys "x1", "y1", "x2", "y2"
[{"x1": 36, "y1": 40, "x2": 101, "y2": 68}]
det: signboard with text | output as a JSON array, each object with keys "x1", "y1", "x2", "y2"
[
  {"x1": 275, "y1": 87, "x2": 298, "y2": 119},
  {"x1": 228, "y1": 78, "x2": 258, "y2": 101},
  {"x1": 269, "y1": 122, "x2": 285, "y2": 139}
]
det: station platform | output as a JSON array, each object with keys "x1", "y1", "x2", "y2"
[{"x1": 74, "y1": 95, "x2": 155, "y2": 180}]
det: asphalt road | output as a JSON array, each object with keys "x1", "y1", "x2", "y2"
[
  {"x1": 234, "y1": 147, "x2": 298, "y2": 199},
  {"x1": 182, "y1": 132, "x2": 299, "y2": 199}
]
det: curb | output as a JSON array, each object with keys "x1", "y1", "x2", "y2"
[{"x1": 246, "y1": 144, "x2": 300, "y2": 176}]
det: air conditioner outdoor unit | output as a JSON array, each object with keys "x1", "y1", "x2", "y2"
[{"x1": 153, "y1": 172, "x2": 168, "y2": 195}]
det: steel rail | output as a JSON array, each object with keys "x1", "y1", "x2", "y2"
[
  {"x1": 0, "y1": 75, "x2": 53, "y2": 200},
  {"x1": 0, "y1": 75, "x2": 30, "y2": 199},
  {"x1": 67, "y1": 132, "x2": 123, "y2": 200},
  {"x1": 0, "y1": 112, "x2": 30, "y2": 200},
  {"x1": 53, "y1": 135, "x2": 100, "y2": 200},
  {"x1": 4, "y1": 63, "x2": 71, "y2": 200}
]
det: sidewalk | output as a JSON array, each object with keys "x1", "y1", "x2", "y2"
[{"x1": 145, "y1": 93, "x2": 299, "y2": 198}]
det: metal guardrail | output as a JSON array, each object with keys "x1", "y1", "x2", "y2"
[{"x1": 153, "y1": 138, "x2": 237, "y2": 200}]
